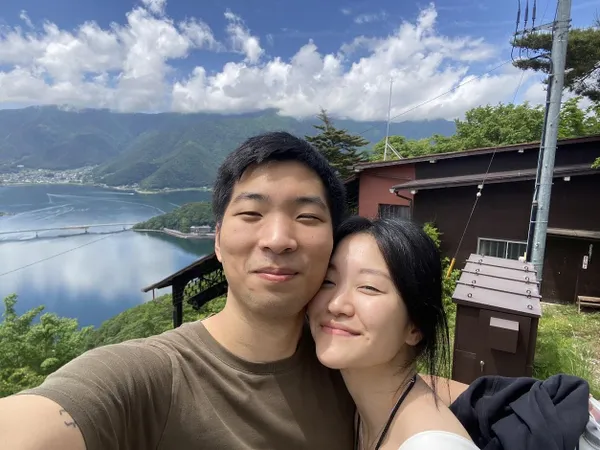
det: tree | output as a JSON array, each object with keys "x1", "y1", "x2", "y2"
[
  {"x1": 453, "y1": 102, "x2": 545, "y2": 148},
  {"x1": 512, "y1": 21, "x2": 600, "y2": 102},
  {"x1": 369, "y1": 99, "x2": 600, "y2": 162},
  {"x1": 306, "y1": 109, "x2": 369, "y2": 179},
  {"x1": 369, "y1": 136, "x2": 433, "y2": 161},
  {"x1": 0, "y1": 294, "x2": 94, "y2": 397},
  {"x1": 0, "y1": 293, "x2": 227, "y2": 397}
]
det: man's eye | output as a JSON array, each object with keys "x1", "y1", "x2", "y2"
[
  {"x1": 298, "y1": 214, "x2": 322, "y2": 222},
  {"x1": 321, "y1": 280, "x2": 335, "y2": 288}
]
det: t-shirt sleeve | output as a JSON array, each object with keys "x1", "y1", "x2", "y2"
[
  {"x1": 398, "y1": 431, "x2": 480, "y2": 450},
  {"x1": 16, "y1": 339, "x2": 174, "y2": 450}
]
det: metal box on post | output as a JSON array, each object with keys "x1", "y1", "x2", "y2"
[{"x1": 451, "y1": 254, "x2": 543, "y2": 385}]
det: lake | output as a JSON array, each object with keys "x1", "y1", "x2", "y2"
[{"x1": 0, "y1": 184, "x2": 214, "y2": 327}]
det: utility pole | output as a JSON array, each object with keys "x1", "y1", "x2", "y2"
[{"x1": 530, "y1": 0, "x2": 572, "y2": 279}]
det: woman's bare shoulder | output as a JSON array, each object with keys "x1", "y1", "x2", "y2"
[{"x1": 392, "y1": 380, "x2": 473, "y2": 444}]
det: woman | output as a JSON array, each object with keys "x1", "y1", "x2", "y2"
[{"x1": 308, "y1": 216, "x2": 478, "y2": 450}]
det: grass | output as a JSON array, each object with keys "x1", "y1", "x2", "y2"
[{"x1": 534, "y1": 303, "x2": 600, "y2": 397}]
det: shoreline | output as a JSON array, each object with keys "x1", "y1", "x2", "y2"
[
  {"x1": 133, "y1": 228, "x2": 215, "y2": 240},
  {"x1": 1, "y1": 181, "x2": 212, "y2": 195}
]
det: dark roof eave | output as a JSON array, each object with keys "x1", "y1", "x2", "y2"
[
  {"x1": 392, "y1": 165, "x2": 598, "y2": 192},
  {"x1": 353, "y1": 134, "x2": 600, "y2": 172},
  {"x1": 141, "y1": 252, "x2": 219, "y2": 292}
]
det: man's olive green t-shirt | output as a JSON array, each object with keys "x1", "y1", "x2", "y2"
[{"x1": 20, "y1": 321, "x2": 355, "y2": 450}]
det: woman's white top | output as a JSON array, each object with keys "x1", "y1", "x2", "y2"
[{"x1": 398, "y1": 431, "x2": 479, "y2": 449}]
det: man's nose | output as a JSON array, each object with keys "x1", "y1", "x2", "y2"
[{"x1": 258, "y1": 215, "x2": 298, "y2": 254}]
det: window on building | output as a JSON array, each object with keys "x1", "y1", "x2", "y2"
[
  {"x1": 477, "y1": 238, "x2": 527, "y2": 260},
  {"x1": 378, "y1": 204, "x2": 411, "y2": 220}
]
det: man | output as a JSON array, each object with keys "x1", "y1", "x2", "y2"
[{"x1": 0, "y1": 131, "x2": 356, "y2": 449}]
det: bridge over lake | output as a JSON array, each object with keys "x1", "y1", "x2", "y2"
[{"x1": 0, "y1": 223, "x2": 137, "y2": 239}]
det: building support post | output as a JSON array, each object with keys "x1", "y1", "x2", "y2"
[{"x1": 172, "y1": 279, "x2": 184, "y2": 328}]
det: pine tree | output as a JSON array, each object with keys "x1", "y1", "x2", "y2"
[{"x1": 305, "y1": 109, "x2": 369, "y2": 179}]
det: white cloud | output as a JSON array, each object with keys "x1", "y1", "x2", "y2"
[
  {"x1": 141, "y1": 0, "x2": 167, "y2": 16},
  {"x1": 354, "y1": 11, "x2": 388, "y2": 24},
  {"x1": 19, "y1": 10, "x2": 34, "y2": 29},
  {"x1": 223, "y1": 9, "x2": 264, "y2": 64},
  {"x1": 0, "y1": 1, "x2": 543, "y2": 121}
]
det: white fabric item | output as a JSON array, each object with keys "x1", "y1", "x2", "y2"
[{"x1": 398, "y1": 430, "x2": 479, "y2": 450}]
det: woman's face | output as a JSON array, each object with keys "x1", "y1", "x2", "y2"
[{"x1": 308, "y1": 233, "x2": 420, "y2": 370}]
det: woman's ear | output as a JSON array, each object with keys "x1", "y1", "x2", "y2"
[{"x1": 405, "y1": 323, "x2": 423, "y2": 347}]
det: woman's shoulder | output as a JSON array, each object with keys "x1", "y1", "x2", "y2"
[
  {"x1": 392, "y1": 381, "x2": 474, "y2": 445},
  {"x1": 398, "y1": 431, "x2": 479, "y2": 449}
]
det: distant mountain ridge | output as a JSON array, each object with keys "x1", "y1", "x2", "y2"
[{"x1": 0, "y1": 106, "x2": 456, "y2": 189}]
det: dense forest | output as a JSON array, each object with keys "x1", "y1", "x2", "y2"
[{"x1": 133, "y1": 202, "x2": 214, "y2": 233}]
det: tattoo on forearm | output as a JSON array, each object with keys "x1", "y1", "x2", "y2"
[{"x1": 59, "y1": 408, "x2": 78, "y2": 429}]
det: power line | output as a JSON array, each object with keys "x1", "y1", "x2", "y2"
[
  {"x1": 446, "y1": 69, "x2": 528, "y2": 277},
  {"x1": 357, "y1": 58, "x2": 515, "y2": 137},
  {"x1": 0, "y1": 233, "x2": 116, "y2": 278}
]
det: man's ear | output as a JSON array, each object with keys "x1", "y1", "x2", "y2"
[{"x1": 214, "y1": 222, "x2": 222, "y2": 262}]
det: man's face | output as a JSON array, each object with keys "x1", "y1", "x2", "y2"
[{"x1": 215, "y1": 160, "x2": 334, "y2": 319}]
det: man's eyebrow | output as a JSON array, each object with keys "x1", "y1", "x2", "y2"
[
  {"x1": 295, "y1": 195, "x2": 327, "y2": 210},
  {"x1": 231, "y1": 192, "x2": 268, "y2": 203},
  {"x1": 231, "y1": 193, "x2": 327, "y2": 210}
]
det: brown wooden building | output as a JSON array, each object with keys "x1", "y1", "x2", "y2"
[{"x1": 369, "y1": 135, "x2": 600, "y2": 303}]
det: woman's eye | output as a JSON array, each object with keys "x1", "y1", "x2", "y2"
[{"x1": 361, "y1": 285, "x2": 382, "y2": 293}]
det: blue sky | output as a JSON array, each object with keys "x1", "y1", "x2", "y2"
[{"x1": 0, "y1": 0, "x2": 597, "y2": 121}]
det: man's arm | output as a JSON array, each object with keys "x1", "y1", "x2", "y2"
[
  {"x1": 0, "y1": 394, "x2": 86, "y2": 450},
  {"x1": 0, "y1": 340, "x2": 173, "y2": 450}
]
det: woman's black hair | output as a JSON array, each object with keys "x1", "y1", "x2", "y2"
[{"x1": 333, "y1": 215, "x2": 450, "y2": 395}]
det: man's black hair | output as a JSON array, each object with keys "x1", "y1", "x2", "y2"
[{"x1": 212, "y1": 131, "x2": 347, "y2": 229}]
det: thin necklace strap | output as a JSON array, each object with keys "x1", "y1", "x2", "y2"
[{"x1": 355, "y1": 374, "x2": 418, "y2": 450}]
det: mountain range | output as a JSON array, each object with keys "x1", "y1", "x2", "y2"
[{"x1": 0, "y1": 106, "x2": 456, "y2": 189}]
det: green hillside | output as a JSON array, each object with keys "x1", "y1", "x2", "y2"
[
  {"x1": 0, "y1": 293, "x2": 225, "y2": 397},
  {"x1": 133, "y1": 202, "x2": 214, "y2": 233},
  {"x1": 0, "y1": 106, "x2": 455, "y2": 189}
]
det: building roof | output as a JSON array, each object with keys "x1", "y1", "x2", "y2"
[
  {"x1": 391, "y1": 163, "x2": 598, "y2": 192},
  {"x1": 142, "y1": 252, "x2": 222, "y2": 292},
  {"x1": 353, "y1": 134, "x2": 600, "y2": 172},
  {"x1": 547, "y1": 228, "x2": 600, "y2": 240}
]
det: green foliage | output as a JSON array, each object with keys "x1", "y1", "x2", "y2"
[
  {"x1": 1, "y1": 293, "x2": 227, "y2": 397},
  {"x1": 90, "y1": 295, "x2": 225, "y2": 348},
  {"x1": 0, "y1": 294, "x2": 95, "y2": 397},
  {"x1": 305, "y1": 109, "x2": 369, "y2": 179},
  {"x1": 512, "y1": 21, "x2": 600, "y2": 102},
  {"x1": 370, "y1": 99, "x2": 600, "y2": 162},
  {"x1": 422, "y1": 223, "x2": 458, "y2": 326},
  {"x1": 133, "y1": 202, "x2": 214, "y2": 233}
]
